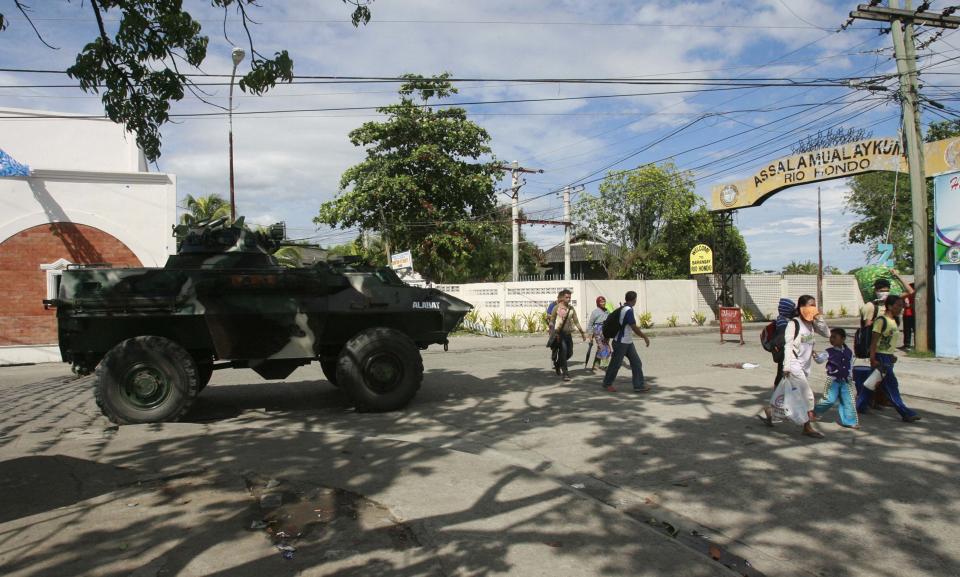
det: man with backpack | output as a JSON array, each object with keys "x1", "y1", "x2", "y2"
[{"x1": 600, "y1": 290, "x2": 650, "y2": 393}]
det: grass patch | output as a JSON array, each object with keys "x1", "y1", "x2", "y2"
[{"x1": 906, "y1": 349, "x2": 936, "y2": 359}]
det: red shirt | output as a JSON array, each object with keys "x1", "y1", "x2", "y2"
[{"x1": 903, "y1": 293, "x2": 914, "y2": 318}]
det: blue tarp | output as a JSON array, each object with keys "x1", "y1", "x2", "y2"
[{"x1": 0, "y1": 148, "x2": 30, "y2": 176}]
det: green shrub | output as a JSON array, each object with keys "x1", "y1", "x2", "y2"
[
  {"x1": 692, "y1": 311, "x2": 707, "y2": 326},
  {"x1": 826, "y1": 309, "x2": 836, "y2": 319},
  {"x1": 488, "y1": 312, "x2": 504, "y2": 333},
  {"x1": 539, "y1": 312, "x2": 549, "y2": 332},
  {"x1": 638, "y1": 312, "x2": 654, "y2": 329},
  {"x1": 507, "y1": 313, "x2": 522, "y2": 333},
  {"x1": 667, "y1": 314, "x2": 679, "y2": 327},
  {"x1": 839, "y1": 304, "x2": 849, "y2": 317},
  {"x1": 523, "y1": 312, "x2": 540, "y2": 333},
  {"x1": 742, "y1": 308, "x2": 755, "y2": 322},
  {"x1": 465, "y1": 310, "x2": 480, "y2": 325}
]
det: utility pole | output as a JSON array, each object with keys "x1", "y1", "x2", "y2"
[
  {"x1": 511, "y1": 162, "x2": 520, "y2": 282},
  {"x1": 848, "y1": 1, "x2": 960, "y2": 353},
  {"x1": 378, "y1": 206, "x2": 390, "y2": 264},
  {"x1": 817, "y1": 186, "x2": 823, "y2": 309},
  {"x1": 495, "y1": 162, "x2": 543, "y2": 281},
  {"x1": 563, "y1": 187, "x2": 572, "y2": 281}
]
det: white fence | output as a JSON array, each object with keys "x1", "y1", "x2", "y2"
[{"x1": 437, "y1": 275, "x2": 864, "y2": 327}]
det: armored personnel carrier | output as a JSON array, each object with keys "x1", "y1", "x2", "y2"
[{"x1": 47, "y1": 218, "x2": 471, "y2": 424}]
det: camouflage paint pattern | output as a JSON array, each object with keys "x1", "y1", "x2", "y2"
[{"x1": 52, "y1": 218, "x2": 471, "y2": 378}]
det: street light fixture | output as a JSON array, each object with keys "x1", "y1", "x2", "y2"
[{"x1": 228, "y1": 46, "x2": 245, "y2": 222}]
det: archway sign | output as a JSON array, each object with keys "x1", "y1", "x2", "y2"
[{"x1": 711, "y1": 136, "x2": 960, "y2": 211}]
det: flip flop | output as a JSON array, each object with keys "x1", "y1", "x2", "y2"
[
  {"x1": 802, "y1": 429, "x2": 825, "y2": 439},
  {"x1": 757, "y1": 413, "x2": 774, "y2": 428}
]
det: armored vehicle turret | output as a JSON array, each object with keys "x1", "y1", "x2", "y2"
[{"x1": 48, "y1": 218, "x2": 471, "y2": 424}]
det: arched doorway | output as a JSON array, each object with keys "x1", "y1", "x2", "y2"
[{"x1": 0, "y1": 223, "x2": 141, "y2": 346}]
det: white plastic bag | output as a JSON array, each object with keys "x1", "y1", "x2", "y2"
[
  {"x1": 771, "y1": 374, "x2": 812, "y2": 425},
  {"x1": 862, "y1": 369, "x2": 883, "y2": 391}
]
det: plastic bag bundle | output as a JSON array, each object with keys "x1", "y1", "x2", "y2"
[
  {"x1": 854, "y1": 265, "x2": 906, "y2": 301},
  {"x1": 771, "y1": 374, "x2": 814, "y2": 425}
]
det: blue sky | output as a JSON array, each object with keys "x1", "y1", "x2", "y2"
[{"x1": 1, "y1": 0, "x2": 958, "y2": 272}]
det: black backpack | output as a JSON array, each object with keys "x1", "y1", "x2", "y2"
[
  {"x1": 854, "y1": 305, "x2": 881, "y2": 359},
  {"x1": 602, "y1": 306, "x2": 626, "y2": 340}
]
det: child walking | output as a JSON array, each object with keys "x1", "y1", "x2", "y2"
[{"x1": 813, "y1": 328, "x2": 859, "y2": 429}]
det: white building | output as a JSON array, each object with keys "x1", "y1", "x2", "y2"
[{"x1": 0, "y1": 108, "x2": 177, "y2": 364}]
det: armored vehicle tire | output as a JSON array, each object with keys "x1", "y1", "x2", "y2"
[
  {"x1": 320, "y1": 360, "x2": 339, "y2": 386},
  {"x1": 337, "y1": 328, "x2": 423, "y2": 412},
  {"x1": 94, "y1": 336, "x2": 200, "y2": 425}
]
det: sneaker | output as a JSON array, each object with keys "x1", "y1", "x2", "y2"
[
  {"x1": 633, "y1": 386, "x2": 650, "y2": 393},
  {"x1": 562, "y1": 372, "x2": 571, "y2": 381},
  {"x1": 902, "y1": 414, "x2": 921, "y2": 423},
  {"x1": 603, "y1": 385, "x2": 617, "y2": 393}
]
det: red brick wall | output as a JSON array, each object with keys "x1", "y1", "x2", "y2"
[{"x1": 0, "y1": 223, "x2": 141, "y2": 346}]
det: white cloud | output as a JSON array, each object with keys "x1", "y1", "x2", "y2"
[{"x1": 0, "y1": 0, "x2": 913, "y2": 268}]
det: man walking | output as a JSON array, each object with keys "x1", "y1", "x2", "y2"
[{"x1": 602, "y1": 291, "x2": 650, "y2": 393}]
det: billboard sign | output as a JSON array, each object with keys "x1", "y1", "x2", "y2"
[
  {"x1": 690, "y1": 244, "x2": 714, "y2": 274},
  {"x1": 390, "y1": 250, "x2": 413, "y2": 271},
  {"x1": 935, "y1": 172, "x2": 960, "y2": 265}
]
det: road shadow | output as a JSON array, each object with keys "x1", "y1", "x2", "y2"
[
  {"x1": 1, "y1": 350, "x2": 958, "y2": 577},
  {"x1": 0, "y1": 455, "x2": 138, "y2": 524}
]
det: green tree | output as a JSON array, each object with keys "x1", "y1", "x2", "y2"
[
  {"x1": 272, "y1": 245, "x2": 303, "y2": 268},
  {"x1": 0, "y1": 1, "x2": 372, "y2": 161},
  {"x1": 180, "y1": 193, "x2": 230, "y2": 225},
  {"x1": 326, "y1": 236, "x2": 387, "y2": 266},
  {"x1": 315, "y1": 74, "x2": 502, "y2": 283},
  {"x1": 574, "y1": 162, "x2": 750, "y2": 279},
  {"x1": 448, "y1": 206, "x2": 541, "y2": 282},
  {"x1": 782, "y1": 260, "x2": 819, "y2": 275},
  {"x1": 845, "y1": 120, "x2": 960, "y2": 272},
  {"x1": 925, "y1": 119, "x2": 960, "y2": 142}
]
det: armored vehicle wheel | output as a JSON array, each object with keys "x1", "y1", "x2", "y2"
[
  {"x1": 95, "y1": 336, "x2": 200, "y2": 425},
  {"x1": 337, "y1": 328, "x2": 423, "y2": 412},
  {"x1": 320, "y1": 360, "x2": 339, "y2": 386}
]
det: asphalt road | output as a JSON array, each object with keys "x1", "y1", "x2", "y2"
[{"x1": 1, "y1": 330, "x2": 958, "y2": 577}]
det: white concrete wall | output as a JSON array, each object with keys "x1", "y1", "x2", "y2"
[
  {"x1": 1, "y1": 108, "x2": 146, "y2": 173},
  {"x1": 438, "y1": 274, "x2": 865, "y2": 327},
  {"x1": 0, "y1": 170, "x2": 177, "y2": 267}
]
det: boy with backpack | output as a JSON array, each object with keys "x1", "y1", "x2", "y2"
[
  {"x1": 861, "y1": 294, "x2": 921, "y2": 422},
  {"x1": 600, "y1": 290, "x2": 650, "y2": 393}
]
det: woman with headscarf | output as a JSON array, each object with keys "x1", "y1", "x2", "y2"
[
  {"x1": 760, "y1": 295, "x2": 827, "y2": 438},
  {"x1": 586, "y1": 296, "x2": 611, "y2": 372}
]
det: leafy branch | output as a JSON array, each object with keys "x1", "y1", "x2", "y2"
[{"x1": 1, "y1": 0, "x2": 374, "y2": 161}]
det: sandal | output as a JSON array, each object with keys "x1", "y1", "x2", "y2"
[
  {"x1": 757, "y1": 413, "x2": 774, "y2": 428},
  {"x1": 802, "y1": 428, "x2": 825, "y2": 439}
]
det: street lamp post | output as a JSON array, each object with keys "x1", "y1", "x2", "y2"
[{"x1": 228, "y1": 46, "x2": 245, "y2": 222}]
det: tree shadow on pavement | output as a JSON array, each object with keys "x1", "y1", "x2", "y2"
[{"x1": 1, "y1": 341, "x2": 958, "y2": 577}]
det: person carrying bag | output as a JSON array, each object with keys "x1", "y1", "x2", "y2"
[{"x1": 548, "y1": 289, "x2": 586, "y2": 381}]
